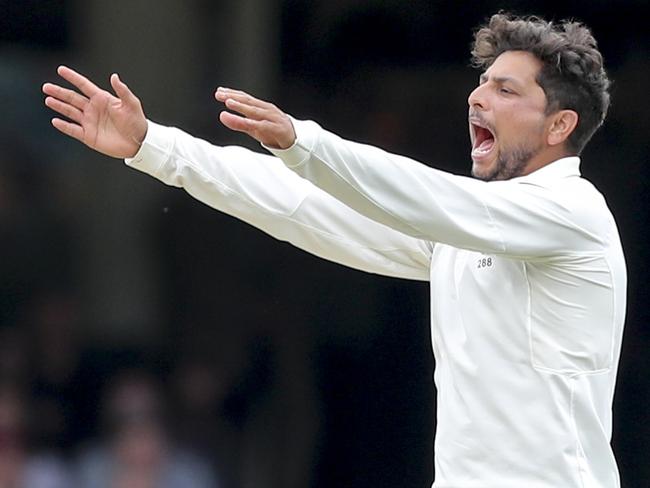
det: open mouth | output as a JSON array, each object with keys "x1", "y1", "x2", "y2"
[{"x1": 470, "y1": 120, "x2": 496, "y2": 159}]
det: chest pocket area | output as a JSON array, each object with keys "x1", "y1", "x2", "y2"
[{"x1": 526, "y1": 258, "x2": 614, "y2": 374}]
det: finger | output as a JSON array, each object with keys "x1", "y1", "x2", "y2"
[
  {"x1": 219, "y1": 110, "x2": 261, "y2": 134},
  {"x1": 216, "y1": 87, "x2": 274, "y2": 109},
  {"x1": 215, "y1": 87, "x2": 249, "y2": 102},
  {"x1": 45, "y1": 96, "x2": 84, "y2": 124},
  {"x1": 57, "y1": 65, "x2": 101, "y2": 97},
  {"x1": 214, "y1": 89, "x2": 227, "y2": 102},
  {"x1": 51, "y1": 117, "x2": 84, "y2": 142},
  {"x1": 110, "y1": 73, "x2": 139, "y2": 105},
  {"x1": 224, "y1": 98, "x2": 269, "y2": 121},
  {"x1": 42, "y1": 83, "x2": 88, "y2": 110}
]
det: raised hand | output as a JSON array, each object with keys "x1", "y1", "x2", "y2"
[
  {"x1": 215, "y1": 87, "x2": 296, "y2": 150},
  {"x1": 42, "y1": 66, "x2": 148, "y2": 159}
]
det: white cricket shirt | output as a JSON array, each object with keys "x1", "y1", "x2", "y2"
[{"x1": 126, "y1": 118, "x2": 626, "y2": 488}]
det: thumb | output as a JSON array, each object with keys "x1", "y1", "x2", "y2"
[{"x1": 110, "y1": 73, "x2": 139, "y2": 105}]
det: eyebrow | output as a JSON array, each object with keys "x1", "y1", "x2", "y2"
[{"x1": 479, "y1": 74, "x2": 524, "y2": 89}]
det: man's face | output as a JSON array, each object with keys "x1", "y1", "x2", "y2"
[{"x1": 468, "y1": 50, "x2": 550, "y2": 181}]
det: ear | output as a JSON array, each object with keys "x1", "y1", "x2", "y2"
[{"x1": 547, "y1": 110, "x2": 578, "y2": 147}]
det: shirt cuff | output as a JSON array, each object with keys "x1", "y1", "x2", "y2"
[
  {"x1": 263, "y1": 117, "x2": 321, "y2": 168},
  {"x1": 124, "y1": 120, "x2": 176, "y2": 178}
]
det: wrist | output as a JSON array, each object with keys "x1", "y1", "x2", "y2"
[
  {"x1": 278, "y1": 116, "x2": 297, "y2": 149},
  {"x1": 128, "y1": 120, "x2": 149, "y2": 157}
]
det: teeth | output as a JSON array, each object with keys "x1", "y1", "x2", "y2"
[{"x1": 472, "y1": 138, "x2": 495, "y2": 156}]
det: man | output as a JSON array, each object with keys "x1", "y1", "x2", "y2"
[{"x1": 43, "y1": 13, "x2": 626, "y2": 488}]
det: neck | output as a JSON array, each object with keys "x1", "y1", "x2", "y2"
[{"x1": 521, "y1": 145, "x2": 572, "y2": 176}]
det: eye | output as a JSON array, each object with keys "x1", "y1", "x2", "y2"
[{"x1": 499, "y1": 87, "x2": 515, "y2": 95}]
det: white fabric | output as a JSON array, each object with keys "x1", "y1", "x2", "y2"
[
  {"x1": 126, "y1": 119, "x2": 626, "y2": 488},
  {"x1": 126, "y1": 121, "x2": 432, "y2": 280}
]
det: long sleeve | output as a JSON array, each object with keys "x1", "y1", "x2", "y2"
[
  {"x1": 267, "y1": 119, "x2": 612, "y2": 259},
  {"x1": 124, "y1": 121, "x2": 432, "y2": 280}
]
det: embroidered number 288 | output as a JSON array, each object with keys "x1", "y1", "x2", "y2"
[{"x1": 477, "y1": 257, "x2": 493, "y2": 269}]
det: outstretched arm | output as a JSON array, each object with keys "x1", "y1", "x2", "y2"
[
  {"x1": 43, "y1": 68, "x2": 432, "y2": 280},
  {"x1": 126, "y1": 122, "x2": 432, "y2": 279},
  {"x1": 217, "y1": 89, "x2": 608, "y2": 259}
]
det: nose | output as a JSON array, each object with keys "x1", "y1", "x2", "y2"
[{"x1": 467, "y1": 83, "x2": 488, "y2": 111}]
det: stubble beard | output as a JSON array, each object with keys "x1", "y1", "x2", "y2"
[{"x1": 472, "y1": 141, "x2": 543, "y2": 182}]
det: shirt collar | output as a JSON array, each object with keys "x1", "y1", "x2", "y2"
[{"x1": 511, "y1": 156, "x2": 581, "y2": 185}]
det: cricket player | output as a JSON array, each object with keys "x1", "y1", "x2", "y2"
[{"x1": 43, "y1": 13, "x2": 626, "y2": 488}]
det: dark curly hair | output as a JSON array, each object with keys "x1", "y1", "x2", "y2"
[{"x1": 471, "y1": 13, "x2": 610, "y2": 155}]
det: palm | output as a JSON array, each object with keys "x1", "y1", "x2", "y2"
[
  {"x1": 82, "y1": 92, "x2": 133, "y2": 155},
  {"x1": 43, "y1": 66, "x2": 147, "y2": 159}
]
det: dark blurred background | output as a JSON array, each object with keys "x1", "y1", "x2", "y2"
[{"x1": 0, "y1": 0, "x2": 647, "y2": 487}]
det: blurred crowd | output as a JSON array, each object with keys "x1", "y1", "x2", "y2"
[
  {"x1": 0, "y1": 279, "x2": 204, "y2": 488},
  {"x1": 0, "y1": 283, "x2": 320, "y2": 488},
  {"x1": 0, "y1": 141, "x2": 321, "y2": 488},
  {"x1": 0, "y1": 288, "x2": 249, "y2": 488}
]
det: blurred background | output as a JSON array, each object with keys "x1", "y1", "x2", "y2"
[{"x1": 0, "y1": 0, "x2": 648, "y2": 487}]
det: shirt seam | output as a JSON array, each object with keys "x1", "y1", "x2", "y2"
[
  {"x1": 532, "y1": 365, "x2": 611, "y2": 377},
  {"x1": 140, "y1": 133, "x2": 175, "y2": 176},
  {"x1": 570, "y1": 379, "x2": 588, "y2": 488},
  {"x1": 524, "y1": 262, "x2": 535, "y2": 372},
  {"x1": 508, "y1": 250, "x2": 608, "y2": 264},
  {"x1": 271, "y1": 118, "x2": 319, "y2": 168},
  {"x1": 480, "y1": 198, "x2": 507, "y2": 253},
  {"x1": 525, "y1": 261, "x2": 613, "y2": 378},
  {"x1": 604, "y1": 255, "x2": 618, "y2": 369}
]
